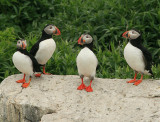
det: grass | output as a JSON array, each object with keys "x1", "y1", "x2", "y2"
[{"x1": 0, "y1": 0, "x2": 160, "y2": 82}]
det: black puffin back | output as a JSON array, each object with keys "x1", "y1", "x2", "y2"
[
  {"x1": 130, "y1": 36, "x2": 153, "y2": 76},
  {"x1": 30, "y1": 26, "x2": 52, "y2": 56},
  {"x1": 18, "y1": 49, "x2": 42, "y2": 73},
  {"x1": 30, "y1": 41, "x2": 40, "y2": 56},
  {"x1": 85, "y1": 41, "x2": 94, "y2": 50}
]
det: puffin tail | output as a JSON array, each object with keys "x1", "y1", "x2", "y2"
[
  {"x1": 147, "y1": 70, "x2": 154, "y2": 78},
  {"x1": 38, "y1": 64, "x2": 44, "y2": 74},
  {"x1": 150, "y1": 70, "x2": 154, "y2": 78},
  {"x1": 144, "y1": 69, "x2": 153, "y2": 78}
]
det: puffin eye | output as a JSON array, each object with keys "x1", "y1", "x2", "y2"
[{"x1": 132, "y1": 31, "x2": 136, "y2": 34}]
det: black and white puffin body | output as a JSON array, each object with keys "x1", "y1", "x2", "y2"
[
  {"x1": 76, "y1": 34, "x2": 98, "y2": 92},
  {"x1": 13, "y1": 51, "x2": 34, "y2": 75},
  {"x1": 77, "y1": 47, "x2": 97, "y2": 77},
  {"x1": 35, "y1": 38, "x2": 56, "y2": 65},
  {"x1": 122, "y1": 29, "x2": 153, "y2": 85},
  {"x1": 12, "y1": 39, "x2": 42, "y2": 88},
  {"x1": 30, "y1": 24, "x2": 61, "y2": 76}
]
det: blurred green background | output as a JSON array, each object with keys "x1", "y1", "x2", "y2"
[{"x1": 0, "y1": 0, "x2": 160, "y2": 82}]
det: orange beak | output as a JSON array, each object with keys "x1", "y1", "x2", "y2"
[
  {"x1": 78, "y1": 36, "x2": 85, "y2": 45},
  {"x1": 122, "y1": 31, "x2": 129, "y2": 38},
  {"x1": 22, "y1": 42, "x2": 26, "y2": 49},
  {"x1": 54, "y1": 27, "x2": 61, "y2": 35}
]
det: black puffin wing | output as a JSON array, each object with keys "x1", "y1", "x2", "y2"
[
  {"x1": 29, "y1": 55, "x2": 42, "y2": 73},
  {"x1": 141, "y1": 46, "x2": 153, "y2": 75},
  {"x1": 30, "y1": 42, "x2": 39, "y2": 56}
]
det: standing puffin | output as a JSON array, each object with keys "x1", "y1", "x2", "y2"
[
  {"x1": 122, "y1": 29, "x2": 153, "y2": 86},
  {"x1": 12, "y1": 39, "x2": 42, "y2": 88},
  {"x1": 76, "y1": 34, "x2": 98, "y2": 92},
  {"x1": 30, "y1": 24, "x2": 61, "y2": 76}
]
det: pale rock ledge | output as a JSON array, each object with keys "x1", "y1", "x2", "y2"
[{"x1": 0, "y1": 74, "x2": 160, "y2": 122}]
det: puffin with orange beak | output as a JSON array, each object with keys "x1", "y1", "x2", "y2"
[
  {"x1": 122, "y1": 29, "x2": 153, "y2": 86},
  {"x1": 12, "y1": 39, "x2": 42, "y2": 88},
  {"x1": 30, "y1": 24, "x2": 61, "y2": 76},
  {"x1": 76, "y1": 34, "x2": 98, "y2": 92}
]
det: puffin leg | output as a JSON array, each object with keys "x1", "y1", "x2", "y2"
[
  {"x1": 35, "y1": 74, "x2": 41, "y2": 77},
  {"x1": 127, "y1": 72, "x2": 137, "y2": 83},
  {"x1": 43, "y1": 66, "x2": 51, "y2": 75},
  {"x1": 134, "y1": 75, "x2": 143, "y2": 86},
  {"x1": 22, "y1": 76, "x2": 31, "y2": 88},
  {"x1": 85, "y1": 80, "x2": 93, "y2": 92},
  {"x1": 77, "y1": 76, "x2": 86, "y2": 90},
  {"x1": 16, "y1": 74, "x2": 26, "y2": 83}
]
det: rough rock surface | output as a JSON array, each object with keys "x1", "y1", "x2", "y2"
[{"x1": 0, "y1": 74, "x2": 160, "y2": 122}]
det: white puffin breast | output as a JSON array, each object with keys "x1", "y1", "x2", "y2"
[
  {"x1": 76, "y1": 47, "x2": 98, "y2": 77},
  {"x1": 12, "y1": 51, "x2": 34, "y2": 75},
  {"x1": 35, "y1": 39, "x2": 56, "y2": 65},
  {"x1": 124, "y1": 42, "x2": 145, "y2": 73}
]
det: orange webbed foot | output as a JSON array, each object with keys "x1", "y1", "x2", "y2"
[
  {"x1": 85, "y1": 86, "x2": 93, "y2": 92},
  {"x1": 127, "y1": 79, "x2": 137, "y2": 83},
  {"x1": 16, "y1": 79, "x2": 26, "y2": 83},
  {"x1": 35, "y1": 74, "x2": 41, "y2": 77},
  {"x1": 77, "y1": 83, "x2": 86, "y2": 90},
  {"x1": 134, "y1": 80, "x2": 142, "y2": 86},
  {"x1": 44, "y1": 73, "x2": 52, "y2": 75},
  {"x1": 22, "y1": 83, "x2": 30, "y2": 88}
]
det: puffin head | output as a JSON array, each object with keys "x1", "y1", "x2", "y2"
[
  {"x1": 43, "y1": 24, "x2": 61, "y2": 35},
  {"x1": 17, "y1": 39, "x2": 27, "y2": 49},
  {"x1": 78, "y1": 34, "x2": 93, "y2": 45},
  {"x1": 122, "y1": 29, "x2": 141, "y2": 40}
]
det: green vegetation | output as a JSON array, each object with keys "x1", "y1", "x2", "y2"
[{"x1": 0, "y1": 0, "x2": 160, "y2": 82}]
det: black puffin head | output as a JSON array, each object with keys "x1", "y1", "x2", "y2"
[
  {"x1": 122, "y1": 29, "x2": 141, "y2": 40},
  {"x1": 17, "y1": 39, "x2": 27, "y2": 49},
  {"x1": 43, "y1": 24, "x2": 61, "y2": 36},
  {"x1": 78, "y1": 34, "x2": 93, "y2": 45}
]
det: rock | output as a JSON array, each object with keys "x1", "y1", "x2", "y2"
[{"x1": 0, "y1": 74, "x2": 160, "y2": 122}]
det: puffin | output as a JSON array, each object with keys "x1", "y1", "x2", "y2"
[
  {"x1": 12, "y1": 39, "x2": 42, "y2": 88},
  {"x1": 122, "y1": 29, "x2": 153, "y2": 86},
  {"x1": 76, "y1": 34, "x2": 98, "y2": 92},
  {"x1": 30, "y1": 24, "x2": 61, "y2": 76}
]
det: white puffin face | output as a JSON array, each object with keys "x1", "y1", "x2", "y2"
[
  {"x1": 122, "y1": 29, "x2": 141, "y2": 40},
  {"x1": 83, "y1": 34, "x2": 93, "y2": 44},
  {"x1": 44, "y1": 24, "x2": 61, "y2": 35},
  {"x1": 44, "y1": 25, "x2": 56, "y2": 35},
  {"x1": 78, "y1": 34, "x2": 93, "y2": 45},
  {"x1": 17, "y1": 39, "x2": 27, "y2": 49},
  {"x1": 128, "y1": 30, "x2": 140, "y2": 39}
]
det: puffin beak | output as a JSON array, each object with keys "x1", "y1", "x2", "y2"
[
  {"x1": 22, "y1": 42, "x2": 26, "y2": 49},
  {"x1": 122, "y1": 31, "x2": 129, "y2": 38},
  {"x1": 54, "y1": 27, "x2": 61, "y2": 35},
  {"x1": 78, "y1": 36, "x2": 85, "y2": 45}
]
